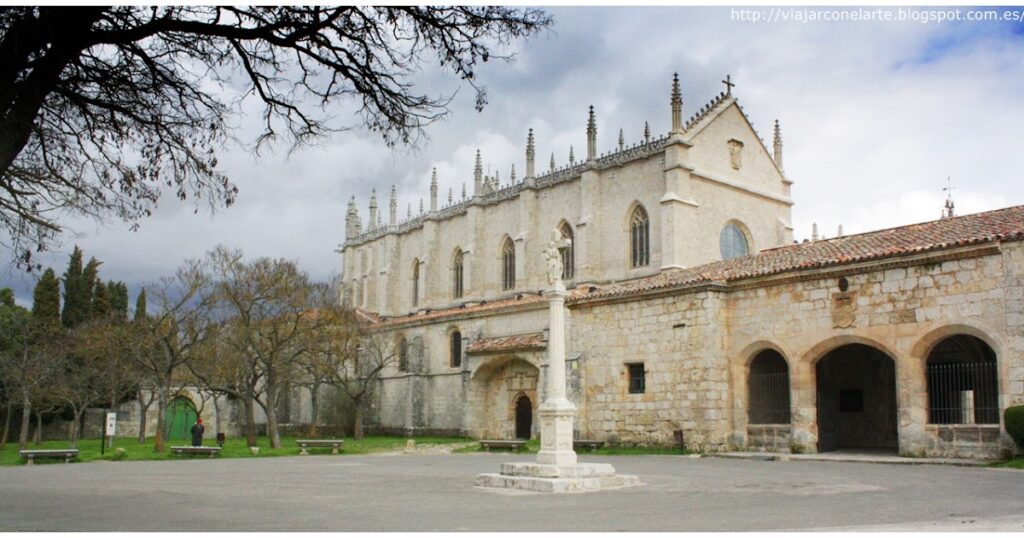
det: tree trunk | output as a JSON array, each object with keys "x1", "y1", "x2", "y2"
[
  {"x1": 353, "y1": 401, "x2": 364, "y2": 441},
  {"x1": 265, "y1": 389, "x2": 281, "y2": 449},
  {"x1": 212, "y1": 395, "x2": 223, "y2": 439},
  {"x1": 18, "y1": 392, "x2": 31, "y2": 450},
  {"x1": 153, "y1": 384, "x2": 168, "y2": 452},
  {"x1": 0, "y1": 402, "x2": 12, "y2": 447},
  {"x1": 310, "y1": 383, "x2": 320, "y2": 427},
  {"x1": 33, "y1": 409, "x2": 42, "y2": 445},
  {"x1": 69, "y1": 408, "x2": 85, "y2": 449},
  {"x1": 137, "y1": 394, "x2": 151, "y2": 444},
  {"x1": 242, "y1": 394, "x2": 258, "y2": 447}
]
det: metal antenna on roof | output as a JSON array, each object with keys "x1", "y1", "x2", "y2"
[{"x1": 942, "y1": 176, "x2": 956, "y2": 219}]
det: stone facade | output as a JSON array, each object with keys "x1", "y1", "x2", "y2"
[{"x1": 341, "y1": 76, "x2": 1023, "y2": 460}]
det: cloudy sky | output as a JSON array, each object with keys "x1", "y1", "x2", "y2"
[{"x1": 2, "y1": 6, "x2": 1023, "y2": 306}]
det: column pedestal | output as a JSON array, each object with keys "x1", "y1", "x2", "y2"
[{"x1": 474, "y1": 246, "x2": 640, "y2": 493}]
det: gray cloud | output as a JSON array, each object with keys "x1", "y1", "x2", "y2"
[{"x1": 3, "y1": 7, "x2": 1022, "y2": 306}]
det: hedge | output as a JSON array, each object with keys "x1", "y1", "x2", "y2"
[{"x1": 1006, "y1": 405, "x2": 1024, "y2": 450}]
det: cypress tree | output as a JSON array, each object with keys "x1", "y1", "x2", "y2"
[
  {"x1": 31, "y1": 269, "x2": 61, "y2": 326},
  {"x1": 108, "y1": 281, "x2": 128, "y2": 322},
  {"x1": 133, "y1": 288, "x2": 147, "y2": 322},
  {"x1": 92, "y1": 280, "x2": 110, "y2": 319},
  {"x1": 61, "y1": 246, "x2": 84, "y2": 327},
  {"x1": 81, "y1": 257, "x2": 101, "y2": 321}
]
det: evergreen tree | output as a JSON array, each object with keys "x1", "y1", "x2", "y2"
[
  {"x1": 0, "y1": 288, "x2": 13, "y2": 307},
  {"x1": 81, "y1": 257, "x2": 101, "y2": 322},
  {"x1": 92, "y1": 281, "x2": 110, "y2": 319},
  {"x1": 133, "y1": 289, "x2": 147, "y2": 322},
  {"x1": 31, "y1": 269, "x2": 61, "y2": 327},
  {"x1": 61, "y1": 246, "x2": 84, "y2": 327},
  {"x1": 109, "y1": 281, "x2": 129, "y2": 322}
]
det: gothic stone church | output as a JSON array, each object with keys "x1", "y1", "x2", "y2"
[{"x1": 339, "y1": 75, "x2": 1024, "y2": 459}]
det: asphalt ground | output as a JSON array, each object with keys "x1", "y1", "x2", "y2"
[{"x1": 1, "y1": 452, "x2": 1022, "y2": 531}]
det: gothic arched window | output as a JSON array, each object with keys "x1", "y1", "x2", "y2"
[
  {"x1": 559, "y1": 222, "x2": 575, "y2": 280},
  {"x1": 630, "y1": 205, "x2": 650, "y2": 268},
  {"x1": 411, "y1": 259, "x2": 420, "y2": 307},
  {"x1": 720, "y1": 222, "x2": 750, "y2": 260},
  {"x1": 453, "y1": 249, "x2": 464, "y2": 299},
  {"x1": 501, "y1": 238, "x2": 516, "y2": 290},
  {"x1": 450, "y1": 329, "x2": 462, "y2": 368}
]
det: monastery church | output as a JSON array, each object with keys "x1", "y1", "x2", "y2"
[{"x1": 339, "y1": 73, "x2": 1023, "y2": 459}]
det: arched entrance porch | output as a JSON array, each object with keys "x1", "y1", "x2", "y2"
[
  {"x1": 815, "y1": 344, "x2": 898, "y2": 453},
  {"x1": 466, "y1": 356, "x2": 540, "y2": 440}
]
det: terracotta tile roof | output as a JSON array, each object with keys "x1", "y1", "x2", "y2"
[
  {"x1": 467, "y1": 332, "x2": 547, "y2": 354},
  {"x1": 364, "y1": 293, "x2": 548, "y2": 329},
  {"x1": 574, "y1": 205, "x2": 1024, "y2": 303}
]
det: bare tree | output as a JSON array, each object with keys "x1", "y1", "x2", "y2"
[
  {"x1": 309, "y1": 300, "x2": 392, "y2": 440},
  {"x1": 206, "y1": 246, "x2": 326, "y2": 448},
  {"x1": 134, "y1": 259, "x2": 213, "y2": 452},
  {"x1": 0, "y1": 304, "x2": 62, "y2": 450},
  {"x1": 0, "y1": 7, "x2": 550, "y2": 268}
]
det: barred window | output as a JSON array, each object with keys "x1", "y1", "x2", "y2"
[
  {"x1": 450, "y1": 330, "x2": 462, "y2": 368},
  {"x1": 748, "y1": 350, "x2": 791, "y2": 424},
  {"x1": 630, "y1": 206, "x2": 650, "y2": 268},
  {"x1": 627, "y1": 363, "x2": 645, "y2": 394},
  {"x1": 501, "y1": 238, "x2": 516, "y2": 290},
  {"x1": 559, "y1": 223, "x2": 575, "y2": 280},
  {"x1": 927, "y1": 335, "x2": 999, "y2": 424},
  {"x1": 453, "y1": 250, "x2": 464, "y2": 299}
]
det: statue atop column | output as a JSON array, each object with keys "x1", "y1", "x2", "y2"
[{"x1": 544, "y1": 228, "x2": 571, "y2": 286}]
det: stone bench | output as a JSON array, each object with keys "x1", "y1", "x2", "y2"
[
  {"x1": 20, "y1": 449, "x2": 79, "y2": 464},
  {"x1": 296, "y1": 439, "x2": 344, "y2": 455},
  {"x1": 573, "y1": 440, "x2": 605, "y2": 452},
  {"x1": 170, "y1": 446, "x2": 222, "y2": 458},
  {"x1": 479, "y1": 440, "x2": 527, "y2": 452}
]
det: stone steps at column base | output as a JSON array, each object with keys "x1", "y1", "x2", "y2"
[{"x1": 475, "y1": 472, "x2": 642, "y2": 493}]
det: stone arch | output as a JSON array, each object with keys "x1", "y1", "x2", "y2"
[
  {"x1": 736, "y1": 339, "x2": 793, "y2": 368},
  {"x1": 910, "y1": 323, "x2": 1003, "y2": 362},
  {"x1": 748, "y1": 349, "x2": 792, "y2": 425},
  {"x1": 467, "y1": 356, "x2": 540, "y2": 439},
  {"x1": 798, "y1": 333, "x2": 899, "y2": 368}
]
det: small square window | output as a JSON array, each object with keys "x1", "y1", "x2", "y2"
[{"x1": 627, "y1": 363, "x2": 645, "y2": 394}]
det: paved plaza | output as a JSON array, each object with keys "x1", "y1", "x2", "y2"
[{"x1": 1, "y1": 453, "x2": 1022, "y2": 531}]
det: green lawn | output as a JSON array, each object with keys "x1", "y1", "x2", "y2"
[
  {"x1": 991, "y1": 458, "x2": 1024, "y2": 469},
  {"x1": 0, "y1": 435, "x2": 470, "y2": 465}
]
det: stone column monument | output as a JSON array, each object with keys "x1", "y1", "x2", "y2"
[{"x1": 475, "y1": 230, "x2": 640, "y2": 493}]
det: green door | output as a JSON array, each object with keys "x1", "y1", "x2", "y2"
[{"x1": 165, "y1": 397, "x2": 198, "y2": 440}]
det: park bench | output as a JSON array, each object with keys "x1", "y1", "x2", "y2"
[
  {"x1": 296, "y1": 439, "x2": 344, "y2": 455},
  {"x1": 479, "y1": 440, "x2": 526, "y2": 452},
  {"x1": 170, "y1": 446, "x2": 222, "y2": 458},
  {"x1": 19, "y1": 449, "x2": 79, "y2": 465},
  {"x1": 573, "y1": 440, "x2": 605, "y2": 452}
]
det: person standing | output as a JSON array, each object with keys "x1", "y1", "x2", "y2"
[{"x1": 190, "y1": 417, "x2": 205, "y2": 447}]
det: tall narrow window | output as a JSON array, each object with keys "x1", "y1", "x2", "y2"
[
  {"x1": 411, "y1": 259, "x2": 420, "y2": 308},
  {"x1": 630, "y1": 205, "x2": 650, "y2": 268},
  {"x1": 452, "y1": 250, "x2": 464, "y2": 299},
  {"x1": 396, "y1": 335, "x2": 408, "y2": 373},
  {"x1": 627, "y1": 363, "x2": 646, "y2": 394},
  {"x1": 559, "y1": 223, "x2": 575, "y2": 280},
  {"x1": 501, "y1": 238, "x2": 516, "y2": 290},
  {"x1": 450, "y1": 330, "x2": 462, "y2": 368}
]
